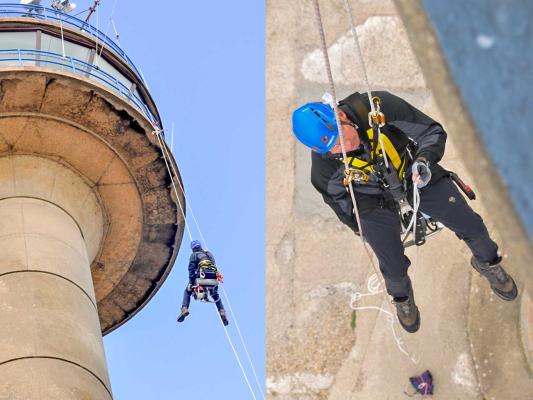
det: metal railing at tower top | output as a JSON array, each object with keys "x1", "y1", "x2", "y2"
[
  {"x1": 0, "y1": 48, "x2": 158, "y2": 125},
  {"x1": 0, "y1": 3, "x2": 143, "y2": 81}
]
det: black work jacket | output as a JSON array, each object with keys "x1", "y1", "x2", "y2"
[
  {"x1": 311, "y1": 91, "x2": 447, "y2": 232},
  {"x1": 188, "y1": 250, "x2": 216, "y2": 281}
]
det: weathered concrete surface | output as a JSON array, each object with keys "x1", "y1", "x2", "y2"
[
  {"x1": 266, "y1": 0, "x2": 533, "y2": 398},
  {"x1": 394, "y1": 1, "x2": 533, "y2": 398},
  {"x1": 0, "y1": 20, "x2": 182, "y2": 398},
  {"x1": 0, "y1": 198, "x2": 112, "y2": 398},
  {"x1": 0, "y1": 155, "x2": 104, "y2": 265},
  {"x1": 0, "y1": 358, "x2": 112, "y2": 400},
  {"x1": 0, "y1": 69, "x2": 184, "y2": 334}
]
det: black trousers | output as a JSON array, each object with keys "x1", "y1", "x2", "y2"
[{"x1": 359, "y1": 177, "x2": 498, "y2": 298}]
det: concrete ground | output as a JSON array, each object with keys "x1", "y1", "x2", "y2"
[{"x1": 266, "y1": 1, "x2": 533, "y2": 399}]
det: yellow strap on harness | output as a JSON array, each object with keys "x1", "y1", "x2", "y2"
[
  {"x1": 198, "y1": 259, "x2": 217, "y2": 270},
  {"x1": 344, "y1": 128, "x2": 407, "y2": 182}
]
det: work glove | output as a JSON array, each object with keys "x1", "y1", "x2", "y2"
[{"x1": 411, "y1": 158, "x2": 431, "y2": 188}]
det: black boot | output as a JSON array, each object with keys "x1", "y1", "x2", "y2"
[
  {"x1": 471, "y1": 256, "x2": 518, "y2": 301},
  {"x1": 177, "y1": 306, "x2": 190, "y2": 323},
  {"x1": 393, "y1": 279, "x2": 420, "y2": 333},
  {"x1": 219, "y1": 309, "x2": 229, "y2": 326}
]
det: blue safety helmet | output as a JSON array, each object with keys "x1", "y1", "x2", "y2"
[
  {"x1": 292, "y1": 102, "x2": 338, "y2": 154},
  {"x1": 190, "y1": 240, "x2": 202, "y2": 251}
]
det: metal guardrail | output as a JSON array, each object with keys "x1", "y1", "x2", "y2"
[
  {"x1": 0, "y1": 48, "x2": 157, "y2": 124},
  {"x1": 0, "y1": 3, "x2": 143, "y2": 81}
]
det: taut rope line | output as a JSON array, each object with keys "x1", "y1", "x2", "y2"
[
  {"x1": 216, "y1": 305, "x2": 259, "y2": 400},
  {"x1": 154, "y1": 130, "x2": 193, "y2": 241},
  {"x1": 154, "y1": 129, "x2": 263, "y2": 399},
  {"x1": 157, "y1": 129, "x2": 265, "y2": 399},
  {"x1": 311, "y1": 0, "x2": 419, "y2": 363},
  {"x1": 221, "y1": 285, "x2": 266, "y2": 400}
]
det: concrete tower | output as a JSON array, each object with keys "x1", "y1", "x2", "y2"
[{"x1": 0, "y1": 3, "x2": 184, "y2": 398}]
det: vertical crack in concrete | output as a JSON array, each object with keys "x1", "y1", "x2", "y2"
[{"x1": 38, "y1": 77, "x2": 56, "y2": 113}]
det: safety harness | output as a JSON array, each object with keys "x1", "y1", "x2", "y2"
[
  {"x1": 192, "y1": 254, "x2": 224, "y2": 303},
  {"x1": 340, "y1": 95, "x2": 443, "y2": 247}
]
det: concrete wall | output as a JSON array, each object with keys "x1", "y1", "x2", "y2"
[{"x1": 0, "y1": 196, "x2": 112, "y2": 399}]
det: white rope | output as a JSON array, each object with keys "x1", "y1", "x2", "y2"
[
  {"x1": 99, "y1": 0, "x2": 119, "y2": 58},
  {"x1": 154, "y1": 130, "x2": 193, "y2": 241},
  {"x1": 58, "y1": 14, "x2": 66, "y2": 58},
  {"x1": 311, "y1": 0, "x2": 368, "y2": 251},
  {"x1": 111, "y1": 18, "x2": 120, "y2": 45},
  {"x1": 408, "y1": 185, "x2": 421, "y2": 286},
  {"x1": 170, "y1": 122, "x2": 175, "y2": 153},
  {"x1": 158, "y1": 134, "x2": 208, "y2": 249},
  {"x1": 312, "y1": 0, "x2": 420, "y2": 363},
  {"x1": 350, "y1": 289, "x2": 419, "y2": 363},
  {"x1": 139, "y1": 68, "x2": 150, "y2": 88},
  {"x1": 350, "y1": 184, "x2": 422, "y2": 362},
  {"x1": 221, "y1": 286, "x2": 266, "y2": 400},
  {"x1": 154, "y1": 127, "x2": 263, "y2": 397},
  {"x1": 216, "y1": 304, "x2": 259, "y2": 400},
  {"x1": 342, "y1": 0, "x2": 374, "y2": 112},
  {"x1": 349, "y1": 255, "x2": 420, "y2": 364},
  {"x1": 343, "y1": 0, "x2": 395, "y2": 173},
  {"x1": 312, "y1": 0, "x2": 385, "y2": 296},
  {"x1": 403, "y1": 183, "x2": 421, "y2": 243},
  {"x1": 94, "y1": 0, "x2": 100, "y2": 66}
]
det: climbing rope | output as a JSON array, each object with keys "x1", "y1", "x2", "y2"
[
  {"x1": 342, "y1": 0, "x2": 390, "y2": 171},
  {"x1": 57, "y1": 12, "x2": 66, "y2": 58},
  {"x1": 342, "y1": 0, "x2": 373, "y2": 111},
  {"x1": 153, "y1": 128, "x2": 263, "y2": 399},
  {"x1": 350, "y1": 183, "x2": 422, "y2": 364},
  {"x1": 154, "y1": 130, "x2": 193, "y2": 241},
  {"x1": 349, "y1": 273, "x2": 419, "y2": 363},
  {"x1": 170, "y1": 122, "x2": 175, "y2": 153},
  {"x1": 312, "y1": 0, "x2": 420, "y2": 362},
  {"x1": 110, "y1": 18, "x2": 120, "y2": 45},
  {"x1": 311, "y1": 0, "x2": 370, "y2": 264},
  {"x1": 157, "y1": 130, "x2": 264, "y2": 398},
  {"x1": 216, "y1": 304, "x2": 259, "y2": 400},
  {"x1": 94, "y1": 0, "x2": 100, "y2": 66},
  {"x1": 156, "y1": 131, "x2": 208, "y2": 250},
  {"x1": 99, "y1": 0, "x2": 119, "y2": 58},
  {"x1": 221, "y1": 285, "x2": 266, "y2": 400}
]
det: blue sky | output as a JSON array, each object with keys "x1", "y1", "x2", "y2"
[{"x1": 77, "y1": 0, "x2": 266, "y2": 398}]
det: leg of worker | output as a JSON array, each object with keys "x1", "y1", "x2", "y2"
[
  {"x1": 211, "y1": 286, "x2": 225, "y2": 311},
  {"x1": 182, "y1": 284, "x2": 193, "y2": 308},
  {"x1": 359, "y1": 207, "x2": 412, "y2": 298},
  {"x1": 178, "y1": 284, "x2": 193, "y2": 323},
  {"x1": 418, "y1": 177, "x2": 498, "y2": 263}
]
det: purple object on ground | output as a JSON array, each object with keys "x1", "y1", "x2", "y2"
[{"x1": 409, "y1": 370, "x2": 434, "y2": 396}]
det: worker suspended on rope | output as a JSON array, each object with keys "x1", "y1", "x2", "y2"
[
  {"x1": 177, "y1": 240, "x2": 229, "y2": 326},
  {"x1": 292, "y1": 91, "x2": 518, "y2": 333}
]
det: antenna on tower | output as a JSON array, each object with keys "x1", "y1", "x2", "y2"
[
  {"x1": 84, "y1": 0, "x2": 101, "y2": 24},
  {"x1": 20, "y1": 0, "x2": 44, "y2": 15},
  {"x1": 50, "y1": 0, "x2": 77, "y2": 13}
]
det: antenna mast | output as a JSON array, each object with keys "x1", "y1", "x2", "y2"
[{"x1": 84, "y1": 0, "x2": 101, "y2": 23}]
